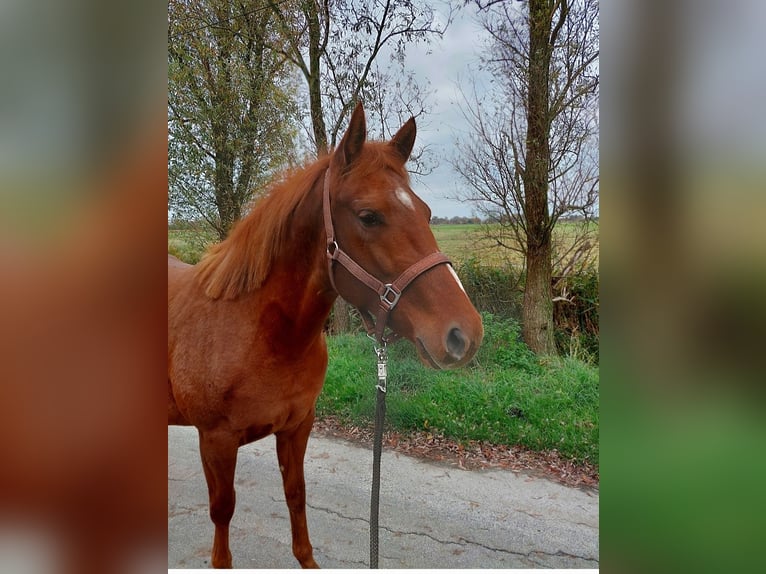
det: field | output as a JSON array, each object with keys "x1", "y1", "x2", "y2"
[
  {"x1": 432, "y1": 224, "x2": 502, "y2": 264},
  {"x1": 434, "y1": 222, "x2": 599, "y2": 268},
  {"x1": 169, "y1": 221, "x2": 599, "y2": 269}
]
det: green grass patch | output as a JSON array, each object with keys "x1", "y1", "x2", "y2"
[
  {"x1": 318, "y1": 313, "x2": 599, "y2": 466},
  {"x1": 168, "y1": 228, "x2": 217, "y2": 264}
]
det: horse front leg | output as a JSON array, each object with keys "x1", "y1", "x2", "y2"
[
  {"x1": 198, "y1": 428, "x2": 239, "y2": 569},
  {"x1": 276, "y1": 413, "x2": 319, "y2": 568}
]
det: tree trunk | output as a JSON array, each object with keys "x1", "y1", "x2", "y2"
[
  {"x1": 522, "y1": 0, "x2": 557, "y2": 355},
  {"x1": 213, "y1": 143, "x2": 238, "y2": 240},
  {"x1": 301, "y1": 2, "x2": 345, "y2": 323},
  {"x1": 329, "y1": 299, "x2": 351, "y2": 335},
  {"x1": 306, "y1": 0, "x2": 328, "y2": 155},
  {"x1": 523, "y1": 240, "x2": 556, "y2": 355}
]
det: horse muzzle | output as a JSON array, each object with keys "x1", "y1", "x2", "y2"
[{"x1": 415, "y1": 318, "x2": 483, "y2": 370}]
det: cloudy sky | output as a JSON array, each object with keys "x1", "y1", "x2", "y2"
[{"x1": 398, "y1": 4, "x2": 493, "y2": 218}]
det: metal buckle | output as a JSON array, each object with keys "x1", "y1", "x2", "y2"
[
  {"x1": 327, "y1": 240, "x2": 338, "y2": 257},
  {"x1": 375, "y1": 342, "x2": 388, "y2": 393},
  {"x1": 380, "y1": 284, "x2": 400, "y2": 309}
]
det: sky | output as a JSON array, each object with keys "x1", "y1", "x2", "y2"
[{"x1": 397, "y1": 4, "x2": 493, "y2": 219}]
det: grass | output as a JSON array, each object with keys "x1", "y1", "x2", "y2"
[{"x1": 318, "y1": 313, "x2": 599, "y2": 466}]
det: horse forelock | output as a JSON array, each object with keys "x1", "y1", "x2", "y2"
[{"x1": 195, "y1": 157, "x2": 331, "y2": 300}]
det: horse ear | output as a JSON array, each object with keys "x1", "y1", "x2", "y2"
[
  {"x1": 333, "y1": 102, "x2": 367, "y2": 172},
  {"x1": 389, "y1": 116, "x2": 416, "y2": 163}
]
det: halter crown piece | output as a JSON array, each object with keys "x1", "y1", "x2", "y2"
[{"x1": 322, "y1": 169, "x2": 452, "y2": 344}]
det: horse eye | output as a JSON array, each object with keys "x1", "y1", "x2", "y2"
[{"x1": 358, "y1": 210, "x2": 382, "y2": 227}]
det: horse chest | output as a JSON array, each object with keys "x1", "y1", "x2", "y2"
[{"x1": 217, "y1": 343, "x2": 328, "y2": 432}]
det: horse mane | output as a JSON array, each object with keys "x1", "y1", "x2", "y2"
[
  {"x1": 195, "y1": 156, "x2": 331, "y2": 300},
  {"x1": 194, "y1": 141, "x2": 407, "y2": 300}
]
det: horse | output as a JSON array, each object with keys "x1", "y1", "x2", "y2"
[{"x1": 168, "y1": 102, "x2": 484, "y2": 568}]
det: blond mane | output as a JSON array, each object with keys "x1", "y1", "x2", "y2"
[{"x1": 194, "y1": 156, "x2": 330, "y2": 300}]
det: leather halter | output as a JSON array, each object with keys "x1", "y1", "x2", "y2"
[{"x1": 322, "y1": 169, "x2": 452, "y2": 343}]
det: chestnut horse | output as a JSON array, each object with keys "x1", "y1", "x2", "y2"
[{"x1": 168, "y1": 103, "x2": 483, "y2": 568}]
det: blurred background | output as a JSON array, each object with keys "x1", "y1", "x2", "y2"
[
  {"x1": 0, "y1": 1, "x2": 166, "y2": 573},
  {"x1": 1, "y1": 0, "x2": 764, "y2": 572},
  {"x1": 601, "y1": 0, "x2": 766, "y2": 572}
]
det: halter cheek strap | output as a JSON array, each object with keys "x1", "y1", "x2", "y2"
[{"x1": 322, "y1": 169, "x2": 451, "y2": 343}]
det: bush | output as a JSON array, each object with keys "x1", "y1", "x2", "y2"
[
  {"x1": 455, "y1": 258, "x2": 523, "y2": 320},
  {"x1": 167, "y1": 229, "x2": 215, "y2": 264},
  {"x1": 553, "y1": 268, "x2": 599, "y2": 363},
  {"x1": 456, "y1": 259, "x2": 599, "y2": 364}
]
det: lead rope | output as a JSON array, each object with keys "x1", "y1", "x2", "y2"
[
  {"x1": 322, "y1": 168, "x2": 449, "y2": 568},
  {"x1": 370, "y1": 339, "x2": 388, "y2": 569}
]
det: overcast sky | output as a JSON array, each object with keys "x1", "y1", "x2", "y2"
[{"x1": 400, "y1": 4, "x2": 493, "y2": 219}]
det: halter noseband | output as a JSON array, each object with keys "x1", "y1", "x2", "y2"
[{"x1": 322, "y1": 169, "x2": 452, "y2": 343}]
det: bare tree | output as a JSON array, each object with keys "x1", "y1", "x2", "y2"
[
  {"x1": 268, "y1": 0, "x2": 447, "y2": 159},
  {"x1": 168, "y1": 0, "x2": 300, "y2": 239},
  {"x1": 453, "y1": 0, "x2": 598, "y2": 355}
]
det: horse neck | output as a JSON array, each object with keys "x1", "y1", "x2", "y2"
[{"x1": 250, "y1": 169, "x2": 336, "y2": 341}]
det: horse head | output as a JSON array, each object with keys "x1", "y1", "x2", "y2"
[{"x1": 325, "y1": 103, "x2": 483, "y2": 369}]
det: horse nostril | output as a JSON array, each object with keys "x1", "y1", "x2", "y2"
[{"x1": 446, "y1": 327, "x2": 468, "y2": 360}]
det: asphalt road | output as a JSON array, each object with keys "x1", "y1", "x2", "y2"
[{"x1": 168, "y1": 425, "x2": 598, "y2": 569}]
